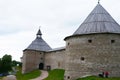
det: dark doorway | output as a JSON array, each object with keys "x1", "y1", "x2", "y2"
[{"x1": 39, "y1": 63, "x2": 44, "y2": 70}]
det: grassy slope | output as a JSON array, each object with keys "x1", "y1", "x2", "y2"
[
  {"x1": 2, "y1": 68, "x2": 120, "y2": 80},
  {"x1": 16, "y1": 68, "x2": 41, "y2": 80},
  {"x1": 44, "y1": 69, "x2": 65, "y2": 80},
  {"x1": 77, "y1": 76, "x2": 120, "y2": 80}
]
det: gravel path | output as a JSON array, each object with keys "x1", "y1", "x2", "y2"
[{"x1": 30, "y1": 70, "x2": 48, "y2": 80}]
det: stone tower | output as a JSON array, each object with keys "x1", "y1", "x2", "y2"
[
  {"x1": 64, "y1": 3, "x2": 120, "y2": 80},
  {"x1": 22, "y1": 2, "x2": 120, "y2": 80},
  {"x1": 22, "y1": 29, "x2": 52, "y2": 73}
]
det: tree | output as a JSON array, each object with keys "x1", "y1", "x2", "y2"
[
  {"x1": 1, "y1": 54, "x2": 12, "y2": 73},
  {"x1": 12, "y1": 60, "x2": 17, "y2": 67},
  {"x1": 12, "y1": 60, "x2": 22, "y2": 67},
  {"x1": 0, "y1": 58, "x2": 2, "y2": 73}
]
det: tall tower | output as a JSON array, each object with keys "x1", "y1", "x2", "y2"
[
  {"x1": 22, "y1": 29, "x2": 52, "y2": 73},
  {"x1": 64, "y1": 3, "x2": 120, "y2": 80}
]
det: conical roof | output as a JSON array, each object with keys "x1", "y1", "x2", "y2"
[
  {"x1": 37, "y1": 29, "x2": 42, "y2": 35},
  {"x1": 73, "y1": 3, "x2": 120, "y2": 35},
  {"x1": 25, "y1": 29, "x2": 52, "y2": 51}
]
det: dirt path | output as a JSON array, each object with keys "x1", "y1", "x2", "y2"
[{"x1": 30, "y1": 70, "x2": 48, "y2": 80}]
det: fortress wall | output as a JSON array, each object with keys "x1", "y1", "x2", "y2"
[
  {"x1": 22, "y1": 50, "x2": 44, "y2": 73},
  {"x1": 44, "y1": 49, "x2": 65, "y2": 70},
  {"x1": 64, "y1": 34, "x2": 120, "y2": 80}
]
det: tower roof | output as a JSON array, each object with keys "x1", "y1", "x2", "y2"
[
  {"x1": 25, "y1": 29, "x2": 52, "y2": 51},
  {"x1": 37, "y1": 29, "x2": 42, "y2": 36},
  {"x1": 73, "y1": 3, "x2": 120, "y2": 35}
]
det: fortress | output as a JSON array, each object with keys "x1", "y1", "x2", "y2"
[{"x1": 22, "y1": 3, "x2": 120, "y2": 80}]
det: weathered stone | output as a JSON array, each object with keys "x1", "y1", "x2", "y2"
[
  {"x1": 64, "y1": 34, "x2": 120, "y2": 80},
  {"x1": 22, "y1": 3, "x2": 120, "y2": 80}
]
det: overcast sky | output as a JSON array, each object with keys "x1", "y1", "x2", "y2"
[{"x1": 0, "y1": 0, "x2": 120, "y2": 61}]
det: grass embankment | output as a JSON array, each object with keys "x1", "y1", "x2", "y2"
[
  {"x1": 77, "y1": 76, "x2": 120, "y2": 80},
  {"x1": 16, "y1": 67, "x2": 41, "y2": 80},
  {"x1": 44, "y1": 69, "x2": 65, "y2": 80},
  {"x1": 0, "y1": 77, "x2": 2, "y2": 80}
]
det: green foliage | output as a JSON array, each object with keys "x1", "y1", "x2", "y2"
[
  {"x1": 16, "y1": 68, "x2": 41, "y2": 80},
  {"x1": 76, "y1": 76, "x2": 120, "y2": 80},
  {"x1": 0, "y1": 58, "x2": 2, "y2": 73},
  {"x1": 44, "y1": 69, "x2": 65, "y2": 80},
  {"x1": 11, "y1": 60, "x2": 22, "y2": 67},
  {"x1": 0, "y1": 77, "x2": 2, "y2": 80},
  {"x1": 0, "y1": 54, "x2": 12, "y2": 73},
  {"x1": 0, "y1": 54, "x2": 22, "y2": 74},
  {"x1": 12, "y1": 60, "x2": 18, "y2": 66}
]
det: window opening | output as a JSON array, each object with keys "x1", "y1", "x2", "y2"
[
  {"x1": 88, "y1": 40, "x2": 92, "y2": 43},
  {"x1": 81, "y1": 57, "x2": 85, "y2": 61},
  {"x1": 68, "y1": 76, "x2": 70, "y2": 79},
  {"x1": 111, "y1": 40, "x2": 115, "y2": 43},
  {"x1": 68, "y1": 42, "x2": 70, "y2": 45}
]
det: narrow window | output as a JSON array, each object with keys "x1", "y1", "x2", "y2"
[
  {"x1": 68, "y1": 76, "x2": 70, "y2": 79},
  {"x1": 111, "y1": 40, "x2": 115, "y2": 43},
  {"x1": 68, "y1": 42, "x2": 70, "y2": 45},
  {"x1": 81, "y1": 57, "x2": 85, "y2": 61},
  {"x1": 88, "y1": 40, "x2": 92, "y2": 43}
]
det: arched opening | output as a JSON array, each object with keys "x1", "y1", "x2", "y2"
[{"x1": 39, "y1": 63, "x2": 44, "y2": 70}]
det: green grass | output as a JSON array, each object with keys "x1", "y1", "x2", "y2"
[
  {"x1": 16, "y1": 68, "x2": 41, "y2": 80},
  {"x1": 44, "y1": 69, "x2": 65, "y2": 80},
  {"x1": 76, "y1": 76, "x2": 120, "y2": 80},
  {"x1": 0, "y1": 67, "x2": 41, "y2": 80},
  {"x1": 0, "y1": 77, "x2": 2, "y2": 80}
]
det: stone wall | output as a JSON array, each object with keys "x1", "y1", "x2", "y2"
[
  {"x1": 44, "y1": 49, "x2": 65, "y2": 70},
  {"x1": 22, "y1": 50, "x2": 44, "y2": 73},
  {"x1": 22, "y1": 49, "x2": 66, "y2": 73},
  {"x1": 64, "y1": 33, "x2": 120, "y2": 80}
]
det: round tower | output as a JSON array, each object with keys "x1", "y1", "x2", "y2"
[
  {"x1": 22, "y1": 29, "x2": 52, "y2": 73},
  {"x1": 64, "y1": 3, "x2": 120, "y2": 80}
]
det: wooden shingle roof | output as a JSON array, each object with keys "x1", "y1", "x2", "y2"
[
  {"x1": 73, "y1": 3, "x2": 120, "y2": 35},
  {"x1": 25, "y1": 29, "x2": 52, "y2": 51}
]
